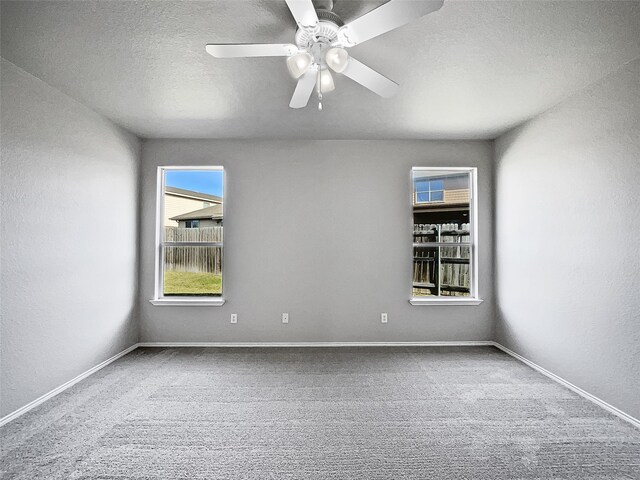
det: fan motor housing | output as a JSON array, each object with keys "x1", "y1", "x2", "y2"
[{"x1": 294, "y1": 10, "x2": 343, "y2": 50}]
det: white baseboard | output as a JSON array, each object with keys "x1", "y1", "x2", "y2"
[
  {"x1": 491, "y1": 342, "x2": 640, "y2": 429},
  {"x1": 136, "y1": 341, "x2": 495, "y2": 348},
  {"x1": 0, "y1": 343, "x2": 139, "y2": 428}
]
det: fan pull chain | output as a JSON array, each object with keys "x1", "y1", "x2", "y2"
[{"x1": 317, "y1": 67, "x2": 323, "y2": 111}]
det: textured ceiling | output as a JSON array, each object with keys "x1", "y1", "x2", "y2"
[{"x1": 1, "y1": 0, "x2": 639, "y2": 139}]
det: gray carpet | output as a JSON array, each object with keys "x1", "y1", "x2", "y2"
[{"x1": 1, "y1": 346, "x2": 639, "y2": 479}]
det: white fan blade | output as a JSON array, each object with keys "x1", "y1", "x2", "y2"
[
  {"x1": 290, "y1": 67, "x2": 318, "y2": 108},
  {"x1": 206, "y1": 44, "x2": 298, "y2": 58},
  {"x1": 341, "y1": 58, "x2": 399, "y2": 98},
  {"x1": 338, "y1": 0, "x2": 444, "y2": 47},
  {"x1": 285, "y1": 0, "x2": 319, "y2": 29}
]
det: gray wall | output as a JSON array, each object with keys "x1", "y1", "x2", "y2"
[
  {"x1": 140, "y1": 140, "x2": 494, "y2": 342},
  {"x1": 0, "y1": 60, "x2": 141, "y2": 416},
  {"x1": 495, "y1": 59, "x2": 640, "y2": 419}
]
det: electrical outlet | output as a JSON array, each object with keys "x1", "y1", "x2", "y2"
[
  {"x1": 282, "y1": 313, "x2": 289, "y2": 324},
  {"x1": 381, "y1": 313, "x2": 388, "y2": 324},
  {"x1": 230, "y1": 314, "x2": 237, "y2": 324}
]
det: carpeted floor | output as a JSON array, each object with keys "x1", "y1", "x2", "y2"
[{"x1": 1, "y1": 346, "x2": 639, "y2": 479}]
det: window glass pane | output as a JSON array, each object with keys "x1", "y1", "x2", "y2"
[
  {"x1": 163, "y1": 169, "x2": 224, "y2": 241},
  {"x1": 430, "y1": 190, "x2": 444, "y2": 201},
  {"x1": 163, "y1": 246, "x2": 222, "y2": 296}
]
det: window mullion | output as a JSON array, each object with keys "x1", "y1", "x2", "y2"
[
  {"x1": 413, "y1": 243, "x2": 471, "y2": 247},
  {"x1": 162, "y1": 241, "x2": 223, "y2": 247}
]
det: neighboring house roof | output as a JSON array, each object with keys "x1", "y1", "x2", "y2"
[
  {"x1": 171, "y1": 204, "x2": 223, "y2": 221},
  {"x1": 165, "y1": 186, "x2": 222, "y2": 203}
]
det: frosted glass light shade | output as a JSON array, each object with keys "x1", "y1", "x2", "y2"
[
  {"x1": 325, "y1": 47, "x2": 349, "y2": 73},
  {"x1": 320, "y1": 69, "x2": 335, "y2": 92},
  {"x1": 286, "y1": 52, "x2": 313, "y2": 79}
]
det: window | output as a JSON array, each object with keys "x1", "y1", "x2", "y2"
[
  {"x1": 411, "y1": 167, "x2": 480, "y2": 305},
  {"x1": 415, "y1": 179, "x2": 444, "y2": 203},
  {"x1": 151, "y1": 167, "x2": 224, "y2": 306}
]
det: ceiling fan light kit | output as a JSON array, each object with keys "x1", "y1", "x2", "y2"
[
  {"x1": 286, "y1": 52, "x2": 313, "y2": 79},
  {"x1": 325, "y1": 47, "x2": 349, "y2": 73},
  {"x1": 320, "y1": 68, "x2": 335, "y2": 92},
  {"x1": 206, "y1": 0, "x2": 444, "y2": 109}
]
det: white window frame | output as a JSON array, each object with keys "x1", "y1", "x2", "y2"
[
  {"x1": 150, "y1": 166, "x2": 225, "y2": 307},
  {"x1": 410, "y1": 167, "x2": 482, "y2": 306}
]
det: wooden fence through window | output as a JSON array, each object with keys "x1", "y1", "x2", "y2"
[{"x1": 164, "y1": 227, "x2": 223, "y2": 274}]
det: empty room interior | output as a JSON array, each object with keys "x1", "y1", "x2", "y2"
[{"x1": 1, "y1": 0, "x2": 639, "y2": 478}]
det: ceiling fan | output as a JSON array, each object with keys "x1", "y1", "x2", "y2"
[{"x1": 206, "y1": 0, "x2": 444, "y2": 110}]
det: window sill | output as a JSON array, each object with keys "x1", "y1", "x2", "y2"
[
  {"x1": 410, "y1": 297, "x2": 483, "y2": 306},
  {"x1": 149, "y1": 298, "x2": 225, "y2": 307}
]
